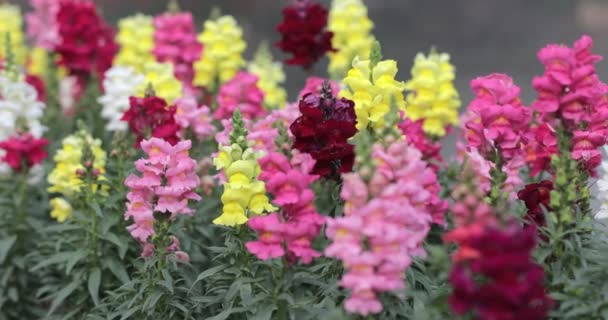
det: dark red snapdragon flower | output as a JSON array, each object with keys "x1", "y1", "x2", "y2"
[
  {"x1": 399, "y1": 118, "x2": 443, "y2": 171},
  {"x1": 447, "y1": 223, "x2": 553, "y2": 320},
  {"x1": 55, "y1": 0, "x2": 118, "y2": 81},
  {"x1": 275, "y1": 0, "x2": 334, "y2": 70},
  {"x1": 121, "y1": 96, "x2": 180, "y2": 147},
  {"x1": 0, "y1": 134, "x2": 48, "y2": 171},
  {"x1": 290, "y1": 82, "x2": 357, "y2": 178},
  {"x1": 517, "y1": 180, "x2": 553, "y2": 227},
  {"x1": 25, "y1": 74, "x2": 47, "y2": 103}
]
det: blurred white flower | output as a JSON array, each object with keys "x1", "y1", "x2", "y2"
[
  {"x1": 0, "y1": 74, "x2": 46, "y2": 141},
  {"x1": 596, "y1": 146, "x2": 608, "y2": 220},
  {"x1": 98, "y1": 66, "x2": 144, "y2": 131}
]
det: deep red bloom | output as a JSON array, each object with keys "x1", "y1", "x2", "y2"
[
  {"x1": 55, "y1": 0, "x2": 118, "y2": 81},
  {"x1": 0, "y1": 134, "x2": 48, "y2": 171},
  {"x1": 290, "y1": 82, "x2": 357, "y2": 178},
  {"x1": 517, "y1": 180, "x2": 553, "y2": 227},
  {"x1": 121, "y1": 96, "x2": 180, "y2": 147},
  {"x1": 25, "y1": 74, "x2": 47, "y2": 103},
  {"x1": 275, "y1": 0, "x2": 334, "y2": 70},
  {"x1": 447, "y1": 223, "x2": 553, "y2": 320}
]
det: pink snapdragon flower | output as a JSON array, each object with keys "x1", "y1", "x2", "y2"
[
  {"x1": 174, "y1": 97, "x2": 215, "y2": 141},
  {"x1": 529, "y1": 35, "x2": 608, "y2": 174},
  {"x1": 153, "y1": 12, "x2": 202, "y2": 86},
  {"x1": 465, "y1": 73, "x2": 532, "y2": 161},
  {"x1": 124, "y1": 138, "x2": 201, "y2": 256},
  {"x1": 26, "y1": 0, "x2": 60, "y2": 50},
  {"x1": 215, "y1": 71, "x2": 266, "y2": 120},
  {"x1": 247, "y1": 151, "x2": 324, "y2": 264},
  {"x1": 399, "y1": 118, "x2": 442, "y2": 171},
  {"x1": 325, "y1": 139, "x2": 439, "y2": 315}
]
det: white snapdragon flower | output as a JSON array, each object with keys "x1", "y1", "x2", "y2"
[
  {"x1": 98, "y1": 66, "x2": 144, "y2": 131},
  {"x1": 0, "y1": 74, "x2": 46, "y2": 141}
]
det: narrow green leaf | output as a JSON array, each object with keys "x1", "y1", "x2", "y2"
[
  {"x1": 192, "y1": 265, "x2": 228, "y2": 288},
  {"x1": 47, "y1": 279, "x2": 80, "y2": 315},
  {"x1": 251, "y1": 304, "x2": 276, "y2": 320},
  {"x1": 66, "y1": 250, "x2": 88, "y2": 274},
  {"x1": 104, "y1": 258, "x2": 130, "y2": 283},
  {"x1": 88, "y1": 268, "x2": 102, "y2": 306},
  {"x1": 0, "y1": 235, "x2": 17, "y2": 264}
]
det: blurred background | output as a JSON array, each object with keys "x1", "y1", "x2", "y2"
[{"x1": 12, "y1": 0, "x2": 608, "y2": 103}]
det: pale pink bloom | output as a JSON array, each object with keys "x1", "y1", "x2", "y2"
[
  {"x1": 298, "y1": 77, "x2": 339, "y2": 99},
  {"x1": 174, "y1": 251, "x2": 190, "y2": 262},
  {"x1": 124, "y1": 138, "x2": 201, "y2": 256},
  {"x1": 175, "y1": 97, "x2": 215, "y2": 141},
  {"x1": 26, "y1": 0, "x2": 60, "y2": 50},
  {"x1": 340, "y1": 173, "x2": 369, "y2": 214},
  {"x1": 141, "y1": 243, "x2": 155, "y2": 258},
  {"x1": 215, "y1": 71, "x2": 266, "y2": 120},
  {"x1": 344, "y1": 289, "x2": 383, "y2": 316},
  {"x1": 167, "y1": 236, "x2": 181, "y2": 252}
]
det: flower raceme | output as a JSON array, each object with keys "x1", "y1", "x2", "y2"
[
  {"x1": 341, "y1": 55, "x2": 406, "y2": 130},
  {"x1": 290, "y1": 83, "x2": 358, "y2": 178},
  {"x1": 121, "y1": 95, "x2": 180, "y2": 147},
  {"x1": 26, "y1": 0, "x2": 60, "y2": 51},
  {"x1": 213, "y1": 142, "x2": 276, "y2": 226},
  {"x1": 464, "y1": 73, "x2": 532, "y2": 161},
  {"x1": 276, "y1": 0, "x2": 334, "y2": 70},
  {"x1": 215, "y1": 71, "x2": 266, "y2": 120},
  {"x1": 47, "y1": 132, "x2": 107, "y2": 222},
  {"x1": 136, "y1": 61, "x2": 183, "y2": 105},
  {"x1": 113, "y1": 14, "x2": 155, "y2": 72},
  {"x1": 0, "y1": 4, "x2": 27, "y2": 66},
  {"x1": 247, "y1": 152, "x2": 324, "y2": 264},
  {"x1": 194, "y1": 15, "x2": 246, "y2": 90},
  {"x1": 327, "y1": 0, "x2": 375, "y2": 78},
  {"x1": 174, "y1": 97, "x2": 215, "y2": 141},
  {"x1": 0, "y1": 134, "x2": 48, "y2": 172},
  {"x1": 124, "y1": 138, "x2": 201, "y2": 255},
  {"x1": 47, "y1": 132, "x2": 107, "y2": 197},
  {"x1": 404, "y1": 50, "x2": 461, "y2": 137},
  {"x1": 0, "y1": 73, "x2": 46, "y2": 142},
  {"x1": 325, "y1": 140, "x2": 439, "y2": 315},
  {"x1": 153, "y1": 11, "x2": 202, "y2": 86},
  {"x1": 54, "y1": 0, "x2": 117, "y2": 81}
]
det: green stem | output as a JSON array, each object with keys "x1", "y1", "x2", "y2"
[{"x1": 15, "y1": 169, "x2": 28, "y2": 227}]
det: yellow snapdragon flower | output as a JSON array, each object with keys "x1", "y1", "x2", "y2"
[
  {"x1": 50, "y1": 198, "x2": 73, "y2": 223},
  {"x1": 47, "y1": 133, "x2": 107, "y2": 197},
  {"x1": 136, "y1": 61, "x2": 182, "y2": 104},
  {"x1": 341, "y1": 56, "x2": 406, "y2": 130},
  {"x1": 0, "y1": 5, "x2": 26, "y2": 66},
  {"x1": 328, "y1": 0, "x2": 375, "y2": 79},
  {"x1": 404, "y1": 50, "x2": 461, "y2": 137},
  {"x1": 194, "y1": 15, "x2": 246, "y2": 90},
  {"x1": 213, "y1": 139, "x2": 276, "y2": 227},
  {"x1": 248, "y1": 45, "x2": 287, "y2": 109},
  {"x1": 27, "y1": 46, "x2": 48, "y2": 78},
  {"x1": 114, "y1": 14, "x2": 156, "y2": 72}
]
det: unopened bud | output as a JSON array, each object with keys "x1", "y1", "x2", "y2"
[
  {"x1": 75, "y1": 168, "x2": 85, "y2": 177},
  {"x1": 92, "y1": 168, "x2": 101, "y2": 177},
  {"x1": 84, "y1": 160, "x2": 92, "y2": 168}
]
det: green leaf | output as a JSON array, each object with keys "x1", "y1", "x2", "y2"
[
  {"x1": 101, "y1": 232, "x2": 128, "y2": 259},
  {"x1": 192, "y1": 264, "x2": 228, "y2": 288},
  {"x1": 120, "y1": 306, "x2": 140, "y2": 320},
  {"x1": 251, "y1": 304, "x2": 276, "y2": 320},
  {"x1": 205, "y1": 307, "x2": 247, "y2": 320},
  {"x1": 47, "y1": 279, "x2": 80, "y2": 315},
  {"x1": 66, "y1": 250, "x2": 88, "y2": 274},
  {"x1": 31, "y1": 251, "x2": 76, "y2": 271},
  {"x1": 104, "y1": 258, "x2": 130, "y2": 283},
  {"x1": 160, "y1": 269, "x2": 174, "y2": 294},
  {"x1": 88, "y1": 267, "x2": 101, "y2": 306},
  {"x1": 0, "y1": 235, "x2": 16, "y2": 264}
]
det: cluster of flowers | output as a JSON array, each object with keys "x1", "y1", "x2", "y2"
[
  {"x1": 324, "y1": 138, "x2": 440, "y2": 315},
  {"x1": 444, "y1": 166, "x2": 553, "y2": 319},
  {"x1": 124, "y1": 138, "x2": 200, "y2": 258},
  {"x1": 47, "y1": 132, "x2": 107, "y2": 222},
  {"x1": 247, "y1": 151, "x2": 324, "y2": 264}
]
